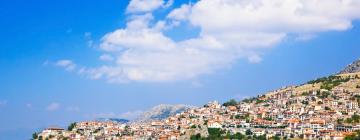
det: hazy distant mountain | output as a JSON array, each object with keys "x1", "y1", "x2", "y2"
[
  {"x1": 135, "y1": 104, "x2": 196, "y2": 122},
  {"x1": 96, "y1": 118, "x2": 129, "y2": 123},
  {"x1": 95, "y1": 104, "x2": 196, "y2": 123},
  {"x1": 339, "y1": 59, "x2": 360, "y2": 74}
]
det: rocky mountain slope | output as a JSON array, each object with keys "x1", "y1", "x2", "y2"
[
  {"x1": 339, "y1": 58, "x2": 360, "y2": 74},
  {"x1": 135, "y1": 104, "x2": 195, "y2": 122},
  {"x1": 96, "y1": 118, "x2": 129, "y2": 123}
]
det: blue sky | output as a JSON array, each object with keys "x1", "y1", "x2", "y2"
[{"x1": 1, "y1": 0, "x2": 360, "y2": 139}]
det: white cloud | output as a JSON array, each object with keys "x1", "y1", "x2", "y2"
[
  {"x1": 55, "y1": 60, "x2": 76, "y2": 71},
  {"x1": 185, "y1": 0, "x2": 360, "y2": 51},
  {"x1": 248, "y1": 54, "x2": 262, "y2": 64},
  {"x1": 84, "y1": 32, "x2": 94, "y2": 47},
  {"x1": 61, "y1": 0, "x2": 360, "y2": 83},
  {"x1": 99, "y1": 54, "x2": 114, "y2": 61},
  {"x1": 189, "y1": 0, "x2": 360, "y2": 33},
  {"x1": 100, "y1": 26, "x2": 175, "y2": 52},
  {"x1": 46, "y1": 102, "x2": 60, "y2": 111},
  {"x1": 126, "y1": 0, "x2": 173, "y2": 14},
  {"x1": 82, "y1": 34, "x2": 237, "y2": 82},
  {"x1": 84, "y1": 32, "x2": 92, "y2": 37},
  {"x1": 167, "y1": 4, "x2": 191, "y2": 21},
  {"x1": 295, "y1": 34, "x2": 317, "y2": 41}
]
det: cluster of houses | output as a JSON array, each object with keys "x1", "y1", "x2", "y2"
[{"x1": 36, "y1": 74, "x2": 360, "y2": 140}]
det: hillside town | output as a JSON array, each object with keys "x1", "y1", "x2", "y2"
[{"x1": 33, "y1": 71, "x2": 360, "y2": 140}]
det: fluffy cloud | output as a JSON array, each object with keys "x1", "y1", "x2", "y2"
[
  {"x1": 126, "y1": 0, "x2": 173, "y2": 13},
  {"x1": 248, "y1": 54, "x2": 263, "y2": 64},
  {"x1": 188, "y1": 0, "x2": 360, "y2": 40},
  {"x1": 82, "y1": 32, "x2": 237, "y2": 82},
  {"x1": 84, "y1": 32, "x2": 94, "y2": 47},
  {"x1": 99, "y1": 54, "x2": 114, "y2": 61},
  {"x1": 167, "y1": 4, "x2": 191, "y2": 21},
  {"x1": 55, "y1": 60, "x2": 76, "y2": 71},
  {"x1": 46, "y1": 102, "x2": 60, "y2": 111},
  {"x1": 61, "y1": 0, "x2": 360, "y2": 83}
]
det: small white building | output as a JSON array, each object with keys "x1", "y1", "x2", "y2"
[{"x1": 208, "y1": 121, "x2": 222, "y2": 128}]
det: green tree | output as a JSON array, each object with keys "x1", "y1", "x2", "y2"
[
  {"x1": 224, "y1": 132, "x2": 231, "y2": 139},
  {"x1": 302, "y1": 92, "x2": 310, "y2": 96},
  {"x1": 32, "y1": 132, "x2": 38, "y2": 140},
  {"x1": 223, "y1": 99, "x2": 237, "y2": 106},
  {"x1": 255, "y1": 134, "x2": 266, "y2": 140},
  {"x1": 67, "y1": 122, "x2": 76, "y2": 131},
  {"x1": 271, "y1": 135, "x2": 281, "y2": 140},
  {"x1": 345, "y1": 130, "x2": 360, "y2": 139},
  {"x1": 204, "y1": 120, "x2": 208, "y2": 125},
  {"x1": 245, "y1": 129, "x2": 252, "y2": 135},
  {"x1": 264, "y1": 117, "x2": 273, "y2": 121},
  {"x1": 337, "y1": 119, "x2": 344, "y2": 124},
  {"x1": 302, "y1": 100, "x2": 309, "y2": 105},
  {"x1": 256, "y1": 99, "x2": 264, "y2": 104},
  {"x1": 233, "y1": 132, "x2": 245, "y2": 140},
  {"x1": 242, "y1": 98, "x2": 255, "y2": 103},
  {"x1": 352, "y1": 114, "x2": 360, "y2": 123},
  {"x1": 346, "y1": 118, "x2": 353, "y2": 124},
  {"x1": 190, "y1": 133, "x2": 202, "y2": 140},
  {"x1": 207, "y1": 128, "x2": 223, "y2": 138}
]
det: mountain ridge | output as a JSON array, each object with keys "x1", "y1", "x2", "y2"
[
  {"x1": 339, "y1": 58, "x2": 360, "y2": 74},
  {"x1": 95, "y1": 118, "x2": 129, "y2": 123},
  {"x1": 134, "y1": 104, "x2": 196, "y2": 122}
]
